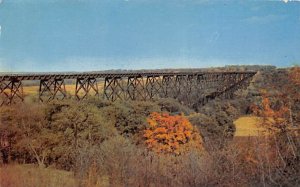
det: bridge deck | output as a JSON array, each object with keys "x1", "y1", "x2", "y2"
[{"x1": 0, "y1": 71, "x2": 256, "y2": 81}]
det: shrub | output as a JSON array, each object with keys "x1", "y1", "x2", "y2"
[
  {"x1": 195, "y1": 101, "x2": 236, "y2": 148},
  {"x1": 156, "y1": 98, "x2": 194, "y2": 115},
  {"x1": 0, "y1": 100, "x2": 117, "y2": 170},
  {"x1": 0, "y1": 103, "x2": 48, "y2": 166},
  {"x1": 45, "y1": 100, "x2": 117, "y2": 170},
  {"x1": 102, "y1": 101, "x2": 161, "y2": 142}
]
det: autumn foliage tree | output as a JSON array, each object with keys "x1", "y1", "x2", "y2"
[
  {"x1": 144, "y1": 112, "x2": 203, "y2": 154},
  {"x1": 252, "y1": 92, "x2": 289, "y2": 133},
  {"x1": 252, "y1": 67, "x2": 300, "y2": 131},
  {"x1": 249, "y1": 68, "x2": 300, "y2": 185}
]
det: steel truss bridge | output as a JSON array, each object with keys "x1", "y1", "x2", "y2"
[{"x1": 0, "y1": 71, "x2": 256, "y2": 107}]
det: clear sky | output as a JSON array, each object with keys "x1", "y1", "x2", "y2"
[{"x1": 0, "y1": 0, "x2": 299, "y2": 72}]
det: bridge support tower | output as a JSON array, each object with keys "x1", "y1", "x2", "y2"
[
  {"x1": 103, "y1": 77, "x2": 125, "y2": 101},
  {"x1": 0, "y1": 79, "x2": 24, "y2": 106},
  {"x1": 39, "y1": 79, "x2": 67, "y2": 102},
  {"x1": 127, "y1": 76, "x2": 145, "y2": 100},
  {"x1": 75, "y1": 78, "x2": 99, "y2": 100}
]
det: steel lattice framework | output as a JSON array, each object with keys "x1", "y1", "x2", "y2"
[{"x1": 0, "y1": 71, "x2": 256, "y2": 106}]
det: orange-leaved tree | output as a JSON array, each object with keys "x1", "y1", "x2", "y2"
[
  {"x1": 252, "y1": 91, "x2": 289, "y2": 133},
  {"x1": 144, "y1": 112, "x2": 203, "y2": 154}
]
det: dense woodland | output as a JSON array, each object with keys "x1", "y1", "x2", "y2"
[{"x1": 0, "y1": 67, "x2": 299, "y2": 186}]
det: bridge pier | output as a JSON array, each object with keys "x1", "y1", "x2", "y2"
[
  {"x1": 145, "y1": 76, "x2": 162, "y2": 99},
  {"x1": 39, "y1": 79, "x2": 67, "y2": 102},
  {"x1": 173, "y1": 75, "x2": 186, "y2": 99},
  {"x1": 127, "y1": 76, "x2": 145, "y2": 100},
  {"x1": 195, "y1": 74, "x2": 205, "y2": 95},
  {"x1": 75, "y1": 78, "x2": 99, "y2": 100},
  {"x1": 187, "y1": 75, "x2": 199, "y2": 94},
  {"x1": 0, "y1": 79, "x2": 24, "y2": 106},
  {"x1": 176, "y1": 74, "x2": 200, "y2": 104},
  {"x1": 162, "y1": 75, "x2": 176, "y2": 97},
  {"x1": 103, "y1": 77, "x2": 125, "y2": 101},
  {"x1": 185, "y1": 74, "x2": 199, "y2": 101}
]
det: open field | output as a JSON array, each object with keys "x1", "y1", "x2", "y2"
[
  {"x1": 234, "y1": 116, "x2": 266, "y2": 137},
  {"x1": 234, "y1": 116, "x2": 300, "y2": 137},
  {"x1": 23, "y1": 84, "x2": 104, "y2": 96}
]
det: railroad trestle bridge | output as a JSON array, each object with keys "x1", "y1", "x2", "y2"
[{"x1": 0, "y1": 71, "x2": 256, "y2": 107}]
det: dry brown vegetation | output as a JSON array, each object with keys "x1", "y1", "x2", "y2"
[{"x1": 0, "y1": 164, "x2": 77, "y2": 187}]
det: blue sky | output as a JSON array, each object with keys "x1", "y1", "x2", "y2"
[{"x1": 0, "y1": 0, "x2": 299, "y2": 72}]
